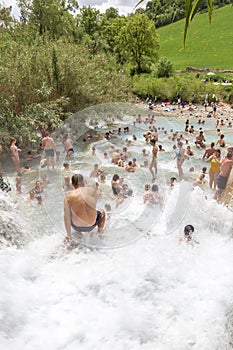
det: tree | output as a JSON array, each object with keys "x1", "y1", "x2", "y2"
[
  {"x1": 156, "y1": 57, "x2": 174, "y2": 77},
  {"x1": 115, "y1": 14, "x2": 159, "y2": 74},
  {"x1": 104, "y1": 7, "x2": 119, "y2": 20},
  {"x1": 17, "y1": 0, "x2": 78, "y2": 39},
  {"x1": 78, "y1": 6, "x2": 101, "y2": 38},
  {"x1": 100, "y1": 16, "x2": 126, "y2": 54},
  {"x1": 0, "y1": 5, "x2": 15, "y2": 30}
]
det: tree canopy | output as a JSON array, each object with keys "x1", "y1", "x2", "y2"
[{"x1": 115, "y1": 14, "x2": 159, "y2": 74}]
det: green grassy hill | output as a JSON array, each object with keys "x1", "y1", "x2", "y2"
[{"x1": 158, "y1": 5, "x2": 233, "y2": 70}]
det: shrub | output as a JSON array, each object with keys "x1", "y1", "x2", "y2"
[{"x1": 157, "y1": 57, "x2": 174, "y2": 78}]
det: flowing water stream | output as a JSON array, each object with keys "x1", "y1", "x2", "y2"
[{"x1": 0, "y1": 103, "x2": 233, "y2": 350}]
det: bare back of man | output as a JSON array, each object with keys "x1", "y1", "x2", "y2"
[
  {"x1": 64, "y1": 174, "x2": 105, "y2": 240},
  {"x1": 66, "y1": 187, "x2": 98, "y2": 226},
  {"x1": 42, "y1": 132, "x2": 56, "y2": 168},
  {"x1": 214, "y1": 152, "x2": 233, "y2": 200}
]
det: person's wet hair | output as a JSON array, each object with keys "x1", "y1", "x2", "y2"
[
  {"x1": 151, "y1": 184, "x2": 159, "y2": 192},
  {"x1": 105, "y1": 203, "x2": 111, "y2": 211},
  {"x1": 184, "y1": 225, "x2": 194, "y2": 237},
  {"x1": 112, "y1": 174, "x2": 120, "y2": 182},
  {"x1": 72, "y1": 174, "x2": 84, "y2": 187}
]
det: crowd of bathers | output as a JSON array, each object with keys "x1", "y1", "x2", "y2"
[{"x1": 1, "y1": 101, "x2": 233, "y2": 213}]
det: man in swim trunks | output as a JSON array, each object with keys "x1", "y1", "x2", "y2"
[
  {"x1": 64, "y1": 174, "x2": 105, "y2": 241},
  {"x1": 214, "y1": 152, "x2": 233, "y2": 201},
  {"x1": 195, "y1": 131, "x2": 206, "y2": 149},
  {"x1": 202, "y1": 142, "x2": 215, "y2": 160},
  {"x1": 41, "y1": 131, "x2": 56, "y2": 168},
  {"x1": 64, "y1": 135, "x2": 74, "y2": 158}
]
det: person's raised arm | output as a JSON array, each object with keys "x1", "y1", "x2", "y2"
[{"x1": 206, "y1": 155, "x2": 213, "y2": 163}]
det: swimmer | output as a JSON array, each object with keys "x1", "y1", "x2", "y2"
[
  {"x1": 186, "y1": 145, "x2": 194, "y2": 156},
  {"x1": 193, "y1": 174, "x2": 205, "y2": 187},
  {"x1": 64, "y1": 135, "x2": 74, "y2": 158},
  {"x1": 132, "y1": 158, "x2": 137, "y2": 168},
  {"x1": 214, "y1": 152, "x2": 233, "y2": 201},
  {"x1": 63, "y1": 176, "x2": 73, "y2": 192},
  {"x1": 117, "y1": 154, "x2": 125, "y2": 167},
  {"x1": 170, "y1": 177, "x2": 177, "y2": 188},
  {"x1": 63, "y1": 163, "x2": 74, "y2": 171},
  {"x1": 104, "y1": 203, "x2": 112, "y2": 220},
  {"x1": 90, "y1": 164, "x2": 104, "y2": 178},
  {"x1": 29, "y1": 180, "x2": 44, "y2": 205},
  {"x1": 158, "y1": 145, "x2": 165, "y2": 152},
  {"x1": 98, "y1": 173, "x2": 106, "y2": 184},
  {"x1": 143, "y1": 184, "x2": 151, "y2": 203},
  {"x1": 202, "y1": 142, "x2": 215, "y2": 160},
  {"x1": 92, "y1": 146, "x2": 96, "y2": 156},
  {"x1": 64, "y1": 174, "x2": 105, "y2": 240},
  {"x1": 142, "y1": 149, "x2": 149, "y2": 156},
  {"x1": 10, "y1": 138, "x2": 21, "y2": 175},
  {"x1": 41, "y1": 131, "x2": 56, "y2": 168},
  {"x1": 140, "y1": 160, "x2": 149, "y2": 168},
  {"x1": 125, "y1": 161, "x2": 135, "y2": 172},
  {"x1": 180, "y1": 225, "x2": 199, "y2": 245}
]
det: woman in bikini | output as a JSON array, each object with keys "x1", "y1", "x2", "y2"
[
  {"x1": 10, "y1": 138, "x2": 21, "y2": 175},
  {"x1": 216, "y1": 134, "x2": 226, "y2": 148},
  {"x1": 175, "y1": 142, "x2": 186, "y2": 178},
  {"x1": 149, "y1": 139, "x2": 158, "y2": 181}
]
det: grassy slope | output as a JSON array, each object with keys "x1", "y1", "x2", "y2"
[{"x1": 158, "y1": 5, "x2": 233, "y2": 70}]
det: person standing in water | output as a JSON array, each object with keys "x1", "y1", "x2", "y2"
[
  {"x1": 175, "y1": 142, "x2": 186, "y2": 178},
  {"x1": 41, "y1": 131, "x2": 56, "y2": 169},
  {"x1": 180, "y1": 225, "x2": 199, "y2": 245},
  {"x1": 149, "y1": 139, "x2": 158, "y2": 181},
  {"x1": 64, "y1": 135, "x2": 74, "y2": 158},
  {"x1": 10, "y1": 138, "x2": 21, "y2": 175},
  {"x1": 64, "y1": 174, "x2": 105, "y2": 241},
  {"x1": 206, "y1": 149, "x2": 221, "y2": 189},
  {"x1": 214, "y1": 152, "x2": 233, "y2": 201}
]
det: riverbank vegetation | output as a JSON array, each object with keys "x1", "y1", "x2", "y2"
[{"x1": 0, "y1": 1, "x2": 232, "y2": 153}]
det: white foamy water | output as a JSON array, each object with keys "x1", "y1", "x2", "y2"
[{"x1": 1, "y1": 103, "x2": 233, "y2": 349}]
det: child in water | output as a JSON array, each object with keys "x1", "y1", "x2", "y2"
[{"x1": 180, "y1": 225, "x2": 199, "y2": 245}]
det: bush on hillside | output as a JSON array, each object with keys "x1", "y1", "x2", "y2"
[
  {"x1": 156, "y1": 57, "x2": 174, "y2": 78},
  {"x1": 132, "y1": 74, "x2": 230, "y2": 103}
]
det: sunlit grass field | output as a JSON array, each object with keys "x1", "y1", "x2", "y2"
[{"x1": 158, "y1": 5, "x2": 233, "y2": 70}]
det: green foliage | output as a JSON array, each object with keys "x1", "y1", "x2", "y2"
[
  {"x1": 145, "y1": 0, "x2": 185, "y2": 28},
  {"x1": 17, "y1": 0, "x2": 79, "y2": 39},
  {"x1": 101, "y1": 16, "x2": 127, "y2": 54},
  {"x1": 156, "y1": 57, "x2": 174, "y2": 77},
  {"x1": 158, "y1": 5, "x2": 233, "y2": 69},
  {"x1": 137, "y1": 0, "x2": 231, "y2": 46},
  {"x1": 102, "y1": 7, "x2": 119, "y2": 20},
  {"x1": 78, "y1": 6, "x2": 101, "y2": 38},
  {"x1": 0, "y1": 97, "x2": 69, "y2": 151},
  {"x1": 0, "y1": 3, "x2": 132, "y2": 153},
  {"x1": 115, "y1": 14, "x2": 159, "y2": 74},
  {"x1": 0, "y1": 4, "x2": 15, "y2": 30},
  {"x1": 141, "y1": 0, "x2": 231, "y2": 28},
  {"x1": 132, "y1": 74, "x2": 230, "y2": 102}
]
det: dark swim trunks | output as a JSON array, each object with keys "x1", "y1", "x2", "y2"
[
  {"x1": 68, "y1": 148, "x2": 74, "y2": 154},
  {"x1": 45, "y1": 149, "x2": 55, "y2": 157},
  {"x1": 71, "y1": 210, "x2": 102, "y2": 232},
  {"x1": 217, "y1": 174, "x2": 228, "y2": 190}
]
